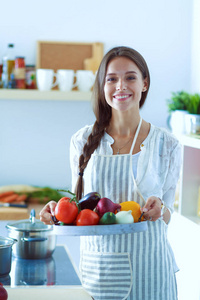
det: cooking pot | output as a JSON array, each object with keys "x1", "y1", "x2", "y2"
[
  {"x1": 6, "y1": 209, "x2": 56, "y2": 259},
  {"x1": 0, "y1": 236, "x2": 17, "y2": 276}
]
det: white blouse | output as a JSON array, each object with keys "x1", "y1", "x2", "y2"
[{"x1": 70, "y1": 123, "x2": 182, "y2": 215}]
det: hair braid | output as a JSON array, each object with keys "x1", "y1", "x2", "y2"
[{"x1": 75, "y1": 119, "x2": 110, "y2": 200}]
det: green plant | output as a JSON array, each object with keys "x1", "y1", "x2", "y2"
[
  {"x1": 187, "y1": 94, "x2": 200, "y2": 114},
  {"x1": 166, "y1": 91, "x2": 190, "y2": 112}
]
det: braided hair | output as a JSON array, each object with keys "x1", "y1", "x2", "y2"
[{"x1": 75, "y1": 46, "x2": 150, "y2": 200}]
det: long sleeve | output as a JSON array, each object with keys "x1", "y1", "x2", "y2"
[
  {"x1": 69, "y1": 134, "x2": 80, "y2": 192},
  {"x1": 162, "y1": 141, "x2": 182, "y2": 214}
]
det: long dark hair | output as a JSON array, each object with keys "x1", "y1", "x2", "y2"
[{"x1": 75, "y1": 46, "x2": 150, "y2": 200}]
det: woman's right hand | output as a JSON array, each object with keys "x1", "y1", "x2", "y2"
[{"x1": 39, "y1": 201, "x2": 57, "y2": 225}]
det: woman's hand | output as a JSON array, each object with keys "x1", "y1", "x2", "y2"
[
  {"x1": 141, "y1": 196, "x2": 162, "y2": 221},
  {"x1": 39, "y1": 201, "x2": 57, "y2": 225}
]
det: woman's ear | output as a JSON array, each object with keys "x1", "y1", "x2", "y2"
[{"x1": 142, "y1": 78, "x2": 148, "y2": 92}]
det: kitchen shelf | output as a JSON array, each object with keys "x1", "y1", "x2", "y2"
[
  {"x1": 178, "y1": 134, "x2": 200, "y2": 149},
  {"x1": 0, "y1": 89, "x2": 92, "y2": 101},
  {"x1": 178, "y1": 134, "x2": 200, "y2": 226}
]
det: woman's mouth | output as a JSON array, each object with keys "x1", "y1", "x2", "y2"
[{"x1": 113, "y1": 94, "x2": 132, "y2": 101}]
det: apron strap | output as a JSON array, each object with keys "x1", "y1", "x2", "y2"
[
  {"x1": 129, "y1": 117, "x2": 146, "y2": 205},
  {"x1": 129, "y1": 117, "x2": 143, "y2": 154}
]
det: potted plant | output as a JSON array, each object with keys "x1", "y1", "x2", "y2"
[
  {"x1": 167, "y1": 91, "x2": 190, "y2": 112},
  {"x1": 166, "y1": 91, "x2": 190, "y2": 135},
  {"x1": 185, "y1": 93, "x2": 200, "y2": 135}
]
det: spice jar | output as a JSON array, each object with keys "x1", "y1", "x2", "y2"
[
  {"x1": 14, "y1": 57, "x2": 26, "y2": 89},
  {"x1": 25, "y1": 65, "x2": 36, "y2": 89}
]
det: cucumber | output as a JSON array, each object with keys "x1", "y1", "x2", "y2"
[{"x1": 99, "y1": 212, "x2": 116, "y2": 225}]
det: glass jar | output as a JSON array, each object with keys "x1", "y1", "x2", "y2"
[{"x1": 14, "y1": 57, "x2": 26, "y2": 89}]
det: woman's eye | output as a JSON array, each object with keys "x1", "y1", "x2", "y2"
[
  {"x1": 106, "y1": 77, "x2": 116, "y2": 82},
  {"x1": 126, "y1": 76, "x2": 136, "y2": 80}
]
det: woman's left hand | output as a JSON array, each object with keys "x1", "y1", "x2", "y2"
[{"x1": 141, "y1": 196, "x2": 162, "y2": 221}]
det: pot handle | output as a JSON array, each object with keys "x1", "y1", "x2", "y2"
[
  {"x1": 21, "y1": 237, "x2": 48, "y2": 242},
  {"x1": 9, "y1": 237, "x2": 18, "y2": 245}
]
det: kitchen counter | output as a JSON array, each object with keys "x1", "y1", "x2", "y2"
[
  {"x1": 3, "y1": 244, "x2": 91, "y2": 299},
  {"x1": 0, "y1": 220, "x2": 83, "y2": 299},
  {"x1": 5, "y1": 286, "x2": 92, "y2": 300},
  {"x1": 1, "y1": 246, "x2": 81, "y2": 287}
]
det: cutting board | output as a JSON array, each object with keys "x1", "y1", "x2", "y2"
[
  {"x1": 36, "y1": 41, "x2": 104, "y2": 73},
  {"x1": 0, "y1": 206, "x2": 29, "y2": 220}
]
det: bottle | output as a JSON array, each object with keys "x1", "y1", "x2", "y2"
[
  {"x1": 14, "y1": 57, "x2": 26, "y2": 89},
  {"x1": 2, "y1": 43, "x2": 15, "y2": 88},
  {"x1": 8, "y1": 73, "x2": 16, "y2": 89}
]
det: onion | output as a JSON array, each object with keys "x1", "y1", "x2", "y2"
[
  {"x1": 95, "y1": 197, "x2": 121, "y2": 218},
  {"x1": 115, "y1": 210, "x2": 134, "y2": 224}
]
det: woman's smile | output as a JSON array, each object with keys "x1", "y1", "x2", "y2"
[{"x1": 113, "y1": 93, "x2": 132, "y2": 101}]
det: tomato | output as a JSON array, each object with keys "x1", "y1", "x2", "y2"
[
  {"x1": 76, "y1": 209, "x2": 100, "y2": 226},
  {"x1": 55, "y1": 197, "x2": 78, "y2": 224}
]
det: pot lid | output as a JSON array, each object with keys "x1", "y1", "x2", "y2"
[
  {"x1": 6, "y1": 219, "x2": 53, "y2": 232},
  {"x1": 0, "y1": 236, "x2": 17, "y2": 248}
]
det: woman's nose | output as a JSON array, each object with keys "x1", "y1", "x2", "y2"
[{"x1": 116, "y1": 79, "x2": 127, "y2": 90}]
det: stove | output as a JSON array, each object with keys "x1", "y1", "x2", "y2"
[{"x1": 0, "y1": 246, "x2": 81, "y2": 287}]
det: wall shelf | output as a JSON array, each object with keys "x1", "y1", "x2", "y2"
[
  {"x1": 0, "y1": 89, "x2": 92, "y2": 101},
  {"x1": 178, "y1": 134, "x2": 200, "y2": 150}
]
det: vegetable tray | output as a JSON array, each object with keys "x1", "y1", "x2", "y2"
[{"x1": 53, "y1": 221, "x2": 147, "y2": 236}]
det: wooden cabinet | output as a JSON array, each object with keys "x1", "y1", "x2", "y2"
[{"x1": 178, "y1": 135, "x2": 200, "y2": 224}]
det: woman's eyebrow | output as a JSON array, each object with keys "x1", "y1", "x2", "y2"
[{"x1": 106, "y1": 71, "x2": 137, "y2": 76}]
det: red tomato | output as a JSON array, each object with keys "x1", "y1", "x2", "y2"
[
  {"x1": 55, "y1": 197, "x2": 78, "y2": 224},
  {"x1": 76, "y1": 209, "x2": 100, "y2": 226}
]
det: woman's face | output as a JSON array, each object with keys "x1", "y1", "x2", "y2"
[{"x1": 104, "y1": 56, "x2": 147, "y2": 112}]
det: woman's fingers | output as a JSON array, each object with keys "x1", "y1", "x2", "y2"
[
  {"x1": 141, "y1": 196, "x2": 162, "y2": 221},
  {"x1": 39, "y1": 201, "x2": 57, "y2": 224}
]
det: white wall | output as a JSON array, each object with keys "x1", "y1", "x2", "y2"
[
  {"x1": 0, "y1": 0, "x2": 194, "y2": 188},
  {"x1": 191, "y1": 0, "x2": 200, "y2": 93}
]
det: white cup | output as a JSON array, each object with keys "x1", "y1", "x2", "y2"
[
  {"x1": 76, "y1": 70, "x2": 95, "y2": 92},
  {"x1": 36, "y1": 69, "x2": 58, "y2": 91},
  {"x1": 57, "y1": 69, "x2": 77, "y2": 91}
]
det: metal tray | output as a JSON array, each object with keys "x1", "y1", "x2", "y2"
[{"x1": 53, "y1": 221, "x2": 147, "y2": 236}]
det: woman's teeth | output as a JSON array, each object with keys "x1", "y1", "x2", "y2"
[{"x1": 114, "y1": 95, "x2": 129, "y2": 99}]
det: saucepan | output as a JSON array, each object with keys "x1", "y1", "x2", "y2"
[
  {"x1": 0, "y1": 236, "x2": 17, "y2": 276},
  {"x1": 6, "y1": 209, "x2": 56, "y2": 259}
]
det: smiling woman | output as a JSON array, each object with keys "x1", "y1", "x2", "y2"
[{"x1": 40, "y1": 46, "x2": 182, "y2": 300}]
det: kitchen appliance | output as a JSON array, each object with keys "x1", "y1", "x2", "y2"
[
  {"x1": 0, "y1": 246, "x2": 81, "y2": 287},
  {"x1": 0, "y1": 236, "x2": 17, "y2": 276},
  {"x1": 6, "y1": 209, "x2": 56, "y2": 259},
  {"x1": 11, "y1": 256, "x2": 56, "y2": 286}
]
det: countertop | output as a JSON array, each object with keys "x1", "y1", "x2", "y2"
[{"x1": 5, "y1": 286, "x2": 92, "y2": 300}]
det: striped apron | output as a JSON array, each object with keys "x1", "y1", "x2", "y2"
[{"x1": 80, "y1": 118, "x2": 178, "y2": 300}]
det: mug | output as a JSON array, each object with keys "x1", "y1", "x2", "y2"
[
  {"x1": 36, "y1": 69, "x2": 58, "y2": 91},
  {"x1": 76, "y1": 70, "x2": 95, "y2": 92},
  {"x1": 57, "y1": 69, "x2": 77, "y2": 91}
]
